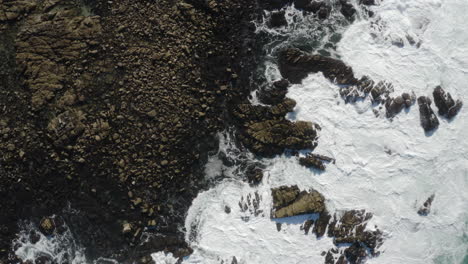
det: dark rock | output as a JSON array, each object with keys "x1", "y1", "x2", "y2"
[
  {"x1": 385, "y1": 96, "x2": 405, "y2": 118},
  {"x1": 294, "y1": 0, "x2": 324, "y2": 13},
  {"x1": 224, "y1": 206, "x2": 231, "y2": 214},
  {"x1": 325, "y1": 250, "x2": 335, "y2": 264},
  {"x1": 313, "y1": 210, "x2": 331, "y2": 237},
  {"x1": 317, "y1": 5, "x2": 331, "y2": 19},
  {"x1": 360, "y1": 0, "x2": 375, "y2": 5},
  {"x1": 417, "y1": 96, "x2": 439, "y2": 132},
  {"x1": 433, "y1": 86, "x2": 463, "y2": 118},
  {"x1": 246, "y1": 164, "x2": 264, "y2": 185},
  {"x1": 271, "y1": 185, "x2": 325, "y2": 218},
  {"x1": 257, "y1": 79, "x2": 289, "y2": 105},
  {"x1": 340, "y1": 0, "x2": 356, "y2": 19},
  {"x1": 278, "y1": 48, "x2": 358, "y2": 85},
  {"x1": 259, "y1": 0, "x2": 292, "y2": 10},
  {"x1": 269, "y1": 11, "x2": 287, "y2": 28},
  {"x1": 417, "y1": 194, "x2": 435, "y2": 216},
  {"x1": 276, "y1": 222, "x2": 282, "y2": 231},
  {"x1": 302, "y1": 219, "x2": 314, "y2": 234},
  {"x1": 344, "y1": 242, "x2": 367, "y2": 264},
  {"x1": 299, "y1": 153, "x2": 334, "y2": 170}
]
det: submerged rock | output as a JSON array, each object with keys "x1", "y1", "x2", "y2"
[
  {"x1": 418, "y1": 194, "x2": 435, "y2": 216},
  {"x1": 278, "y1": 48, "x2": 358, "y2": 85},
  {"x1": 271, "y1": 185, "x2": 325, "y2": 218},
  {"x1": 432, "y1": 86, "x2": 463, "y2": 119},
  {"x1": 417, "y1": 96, "x2": 439, "y2": 132},
  {"x1": 340, "y1": 0, "x2": 356, "y2": 19},
  {"x1": 269, "y1": 11, "x2": 287, "y2": 28}
]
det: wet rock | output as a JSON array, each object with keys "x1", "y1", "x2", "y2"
[
  {"x1": 241, "y1": 118, "x2": 317, "y2": 156},
  {"x1": 269, "y1": 11, "x2": 287, "y2": 28},
  {"x1": 294, "y1": 0, "x2": 324, "y2": 13},
  {"x1": 299, "y1": 153, "x2": 334, "y2": 170},
  {"x1": 245, "y1": 164, "x2": 264, "y2": 185},
  {"x1": 312, "y1": 210, "x2": 331, "y2": 237},
  {"x1": 301, "y1": 219, "x2": 314, "y2": 235},
  {"x1": 259, "y1": 0, "x2": 292, "y2": 10},
  {"x1": 344, "y1": 242, "x2": 367, "y2": 264},
  {"x1": 360, "y1": 0, "x2": 375, "y2": 5},
  {"x1": 257, "y1": 79, "x2": 289, "y2": 105},
  {"x1": 340, "y1": 0, "x2": 356, "y2": 19},
  {"x1": 39, "y1": 217, "x2": 55, "y2": 236},
  {"x1": 385, "y1": 95, "x2": 405, "y2": 118},
  {"x1": 47, "y1": 110, "x2": 85, "y2": 147},
  {"x1": 417, "y1": 96, "x2": 439, "y2": 132},
  {"x1": 325, "y1": 250, "x2": 335, "y2": 264},
  {"x1": 271, "y1": 185, "x2": 325, "y2": 218},
  {"x1": 418, "y1": 194, "x2": 435, "y2": 216},
  {"x1": 432, "y1": 86, "x2": 463, "y2": 118},
  {"x1": 278, "y1": 48, "x2": 358, "y2": 85}
]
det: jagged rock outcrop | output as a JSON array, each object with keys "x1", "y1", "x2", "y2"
[
  {"x1": 257, "y1": 79, "x2": 290, "y2": 105},
  {"x1": 299, "y1": 153, "x2": 335, "y2": 170},
  {"x1": 339, "y1": 0, "x2": 356, "y2": 19},
  {"x1": 278, "y1": 48, "x2": 358, "y2": 85},
  {"x1": 432, "y1": 86, "x2": 462, "y2": 119},
  {"x1": 234, "y1": 98, "x2": 319, "y2": 156},
  {"x1": 15, "y1": 9, "x2": 102, "y2": 110},
  {"x1": 271, "y1": 185, "x2": 325, "y2": 218},
  {"x1": 418, "y1": 194, "x2": 435, "y2": 216},
  {"x1": 417, "y1": 96, "x2": 439, "y2": 132}
]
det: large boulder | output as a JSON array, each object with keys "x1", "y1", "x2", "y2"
[
  {"x1": 271, "y1": 185, "x2": 325, "y2": 218},
  {"x1": 278, "y1": 48, "x2": 358, "y2": 85},
  {"x1": 417, "y1": 96, "x2": 439, "y2": 132},
  {"x1": 432, "y1": 86, "x2": 463, "y2": 119}
]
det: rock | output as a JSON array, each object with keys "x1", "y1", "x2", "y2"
[
  {"x1": 340, "y1": 0, "x2": 356, "y2": 19},
  {"x1": 245, "y1": 164, "x2": 264, "y2": 185},
  {"x1": 418, "y1": 194, "x2": 435, "y2": 216},
  {"x1": 294, "y1": 0, "x2": 324, "y2": 12},
  {"x1": 301, "y1": 219, "x2": 314, "y2": 235},
  {"x1": 433, "y1": 86, "x2": 463, "y2": 118},
  {"x1": 312, "y1": 210, "x2": 331, "y2": 237},
  {"x1": 360, "y1": 0, "x2": 375, "y2": 5},
  {"x1": 257, "y1": 79, "x2": 289, "y2": 105},
  {"x1": 271, "y1": 185, "x2": 325, "y2": 218},
  {"x1": 385, "y1": 95, "x2": 405, "y2": 118},
  {"x1": 39, "y1": 217, "x2": 55, "y2": 236},
  {"x1": 242, "y1": 119, "x2": 317, "y2": 156},
  {"x1": 344, "y1": 242, "x2": 367, "y2": 263},
  {"x1": 417, "y1": 96, "x2": 439, "y2": 132},
  {"x1": 325, "y1": 250, "x2": 334, "y2": 264},
  {"x1": 299, "y1": 153, "x2": 334, "y2": 170},
  {"x1": 278, "y1": 48, "x2": 358, "y2": 85},
  {"x1": 47, "y1": 110, "x2": 86, "y2": 147},
  {"x1": 259, "y1": 0, "x2": 292, "y2": 10},
  {"x1": 269, "y1": 11, "x2": 287, "y2": 28},
  {"x1": 122, "y1": 222, "x2": 132, "y2": 234}
]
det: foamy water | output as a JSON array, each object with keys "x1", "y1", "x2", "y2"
[{"x1": 154, "y1": 0, "x2": 468, "y2": 263}]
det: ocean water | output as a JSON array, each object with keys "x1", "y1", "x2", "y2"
[{"x1": 154, "y1": 0, "x2": 468, "y2": 263}]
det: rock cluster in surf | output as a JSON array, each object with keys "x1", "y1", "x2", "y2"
[{"x1": 270, "y1": 186, "x2": 384, "y2": 264}]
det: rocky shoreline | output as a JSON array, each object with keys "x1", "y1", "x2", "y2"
[{"x1": 0, "y1": 0, "x2": 261, "y2": 263}]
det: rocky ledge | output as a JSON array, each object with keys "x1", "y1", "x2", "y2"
[{"x1": 271, "y1": 186, "x2": 383, "y2": 264}]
